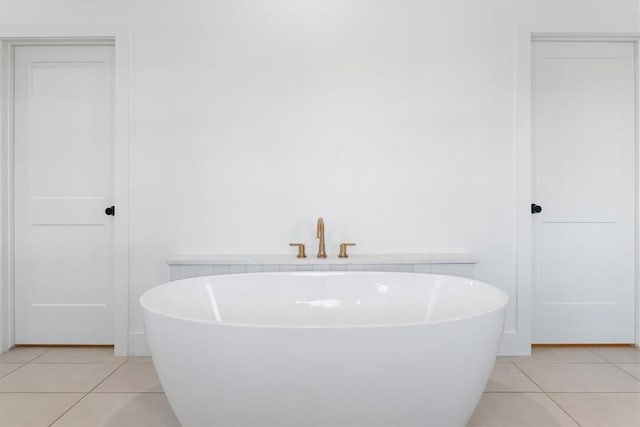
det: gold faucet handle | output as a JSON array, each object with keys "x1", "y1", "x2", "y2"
[
  {"x1": 338, "y1": 243, "x2": 356, "y2": 258},
  {"x1": 289, "y1": 243, "x2": 307, "y2": 258}
]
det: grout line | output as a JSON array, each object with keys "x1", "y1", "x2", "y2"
[
  {"x1": 47, "y1": 359, "x2": 126, "y2": 427},
  {"x1": 22, "y1": 347, "x2": 54, "y2": 365},
  {"x1": 589, "y1": 348, "x2": 640, "y2": 364},
  {"x1": 3, "y1": 346, "x2": 637, "y2": 426},
  {"x1": 511, "y1": 359, "x2": 615, "y2": 366},
  {"x1": 484, "y1": 390, "x2": 640, "y2": 398},
  {"x1": 0, "y1": 392, "x2": 87, "y2": 395},
  {"x1": 537, "y1": 391, "x2": 640, "y2": 394},
  {"x1": 47, "y1": 391, "x2": 91, "y2": 427},
  {"x1": 610, "y1": 362, "x2": 640, "y2": 382},
  {"x1": 0, "y1": 391, "x2": 107, "y2": 395},
  {"x1": 16, "y1": 345, "x2": 115, "y2": 348},
  {"x1": 510, "y1": 349, "x2": 640, "y2": 426},
  {"x1": 0, "y1": 365, "x2": 23, "y2": 380},
  {"x1": 0, "y1": 390, "x2": 166, "y2": 395},
  {"x1": 85, "y1": 359, "x2": 129, "y2": 394},
  {"x1": 512, "y1": 361, "x2": 582, "y2": 425},
  {"x1": 512, "y1": 362, "x2": 545, "y2": 393},
  {"x1": 545, "y1": 392, "x2": 582, "y2": 426},
  {"x1": 84, "y1": 391, "x2": 165, "y2": 394},
  {"x1": 602, "y1": 356, "x2": 640, "y2": 387},
  {"x1": 28, "y1": 362, "x2": 129, "y2": 365},
  {"x1": 26, "y1": 346, "x2": 127, "y2": 365},
  {"x1": 7, "y1": 362, "x2": 129, "y2": 370}
]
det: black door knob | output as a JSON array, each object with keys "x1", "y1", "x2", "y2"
[
  {"x1": 105, "y1": 206, "x2": 115, "y2": 216},
  {"x1": 531, "y1": 203, "x2": 542, "y2": 214}
]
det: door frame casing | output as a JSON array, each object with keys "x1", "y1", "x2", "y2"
[
  {"x1": 515, "y1": 32, "x2": 640, "y2": 354},
  {"x1": 0, "y1": 24, "x2": 131, "y2": 355}
]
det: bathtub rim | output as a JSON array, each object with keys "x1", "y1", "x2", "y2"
[{"x1": 140, "y1": 271, "x2": 509, "y2": 329}]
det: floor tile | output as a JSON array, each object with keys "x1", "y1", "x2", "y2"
[
  {"x1": 0, "y1": 364, "x2": 119, "y2": 392},
  {"x1": 51, "y1": 393, "x2": 180, "y2": 427},
  {"x1": 468, "y1": 392, "x2": 578, "y2": 426},
  {"x1": 616, "y1": 363, "x2": 640, "y2": 381},
  {"x1": 593, "y1": 346, "x2": 640, "y2": 363},
  {"x1": 516, "y1": 363, "x2": 640, "y2": 392},
  {"x1": 125, "y1": 356, "x2": 153, "y2": 365},
  {"x1": 519, "y1": 347, "x2": 607, "y2": 363},
  {"x1": 0, "y1": 345, "x2": 637, "y2": 427},
  {"x1": 0, "y1": 392, "x2": 84, "y2": 427},
  {"x1": 94, "y1": 364, "x2": 163, "y2": 393},
  {"x1": 0, "y1": 363, "x2": 21, "y2": 378},
  {"x1": 32, "y1": 347, "x2": 127, "y2": 364},
  {"x1": 0, "y1": 346, "x2": 49, "y2": 363},
  {"x1": 485, "y1": 363, "x2": 541, "y2": 392},
  {"x1": 496, "y1": 355, "x2": 536, "y2": 364},
  {"x1": 549, "y1": 393, "x2": 640, "y2": 427}
]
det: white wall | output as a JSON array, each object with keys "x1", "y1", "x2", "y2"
[{"x1": 1, "y1": 0, "x2": 638, "y2": 354}]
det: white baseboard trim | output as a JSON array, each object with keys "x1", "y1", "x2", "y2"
[
  {"x1": 498, "y1": 330, "x2": 531, "y2": 356},
  {"x1": 129, "y1": 331, "x2": 150, "y2": 356}
]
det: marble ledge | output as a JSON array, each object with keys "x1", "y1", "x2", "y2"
[{"x1": 167, "y1": 253, "x2": 477, "y2": 266}]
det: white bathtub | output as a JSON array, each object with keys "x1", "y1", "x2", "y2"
[{"x1": 141, "y1": 272, "x2": 507, "y2": 427}]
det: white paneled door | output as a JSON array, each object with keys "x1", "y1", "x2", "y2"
[
  {"x1": 532, "y1": 41, "x2": 635, "y2": 343},
  {"x1": 14, "y1": 45, "x2": 115, "y2": 344}
]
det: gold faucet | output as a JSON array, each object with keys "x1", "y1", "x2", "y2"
[
  {"x1": 289, "y1": 243, "x2": 307, "y2": 258},
  {"x1": 316, "y1": 217, "x2": 327, "y2": 258},
  {"x1": 338, "y1": 242, "x2": 356, "y2": 258}
]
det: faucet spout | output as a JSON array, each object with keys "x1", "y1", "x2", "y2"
[{"x1": 316, "y1": 217, "x2": 327, "y2": 258}]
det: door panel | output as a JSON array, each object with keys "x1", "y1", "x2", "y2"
[
  {"x1": 538, "y1": 222, "x2": 616, "y2": 303},
  {"x1": 532, "y1": 41, "x2": 635, "y2": 343},
  {"x1": 14, "y1": 45, "x2": 115, "y2": 344}
]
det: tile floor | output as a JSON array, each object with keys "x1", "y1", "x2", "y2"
[
  {"x1": 469, "y1": 346, "x2": 640, "y2": 426},
  {"x1": 0, "y1": 345, "x2": 638, "y2": 426},
  {"x1": 0, "y1": 346, "x2": 179, "y2": 427}
]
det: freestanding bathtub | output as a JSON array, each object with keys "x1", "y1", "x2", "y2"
[{"x1": 141, "y1": 272, "x2": 507, "y2": 427}]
